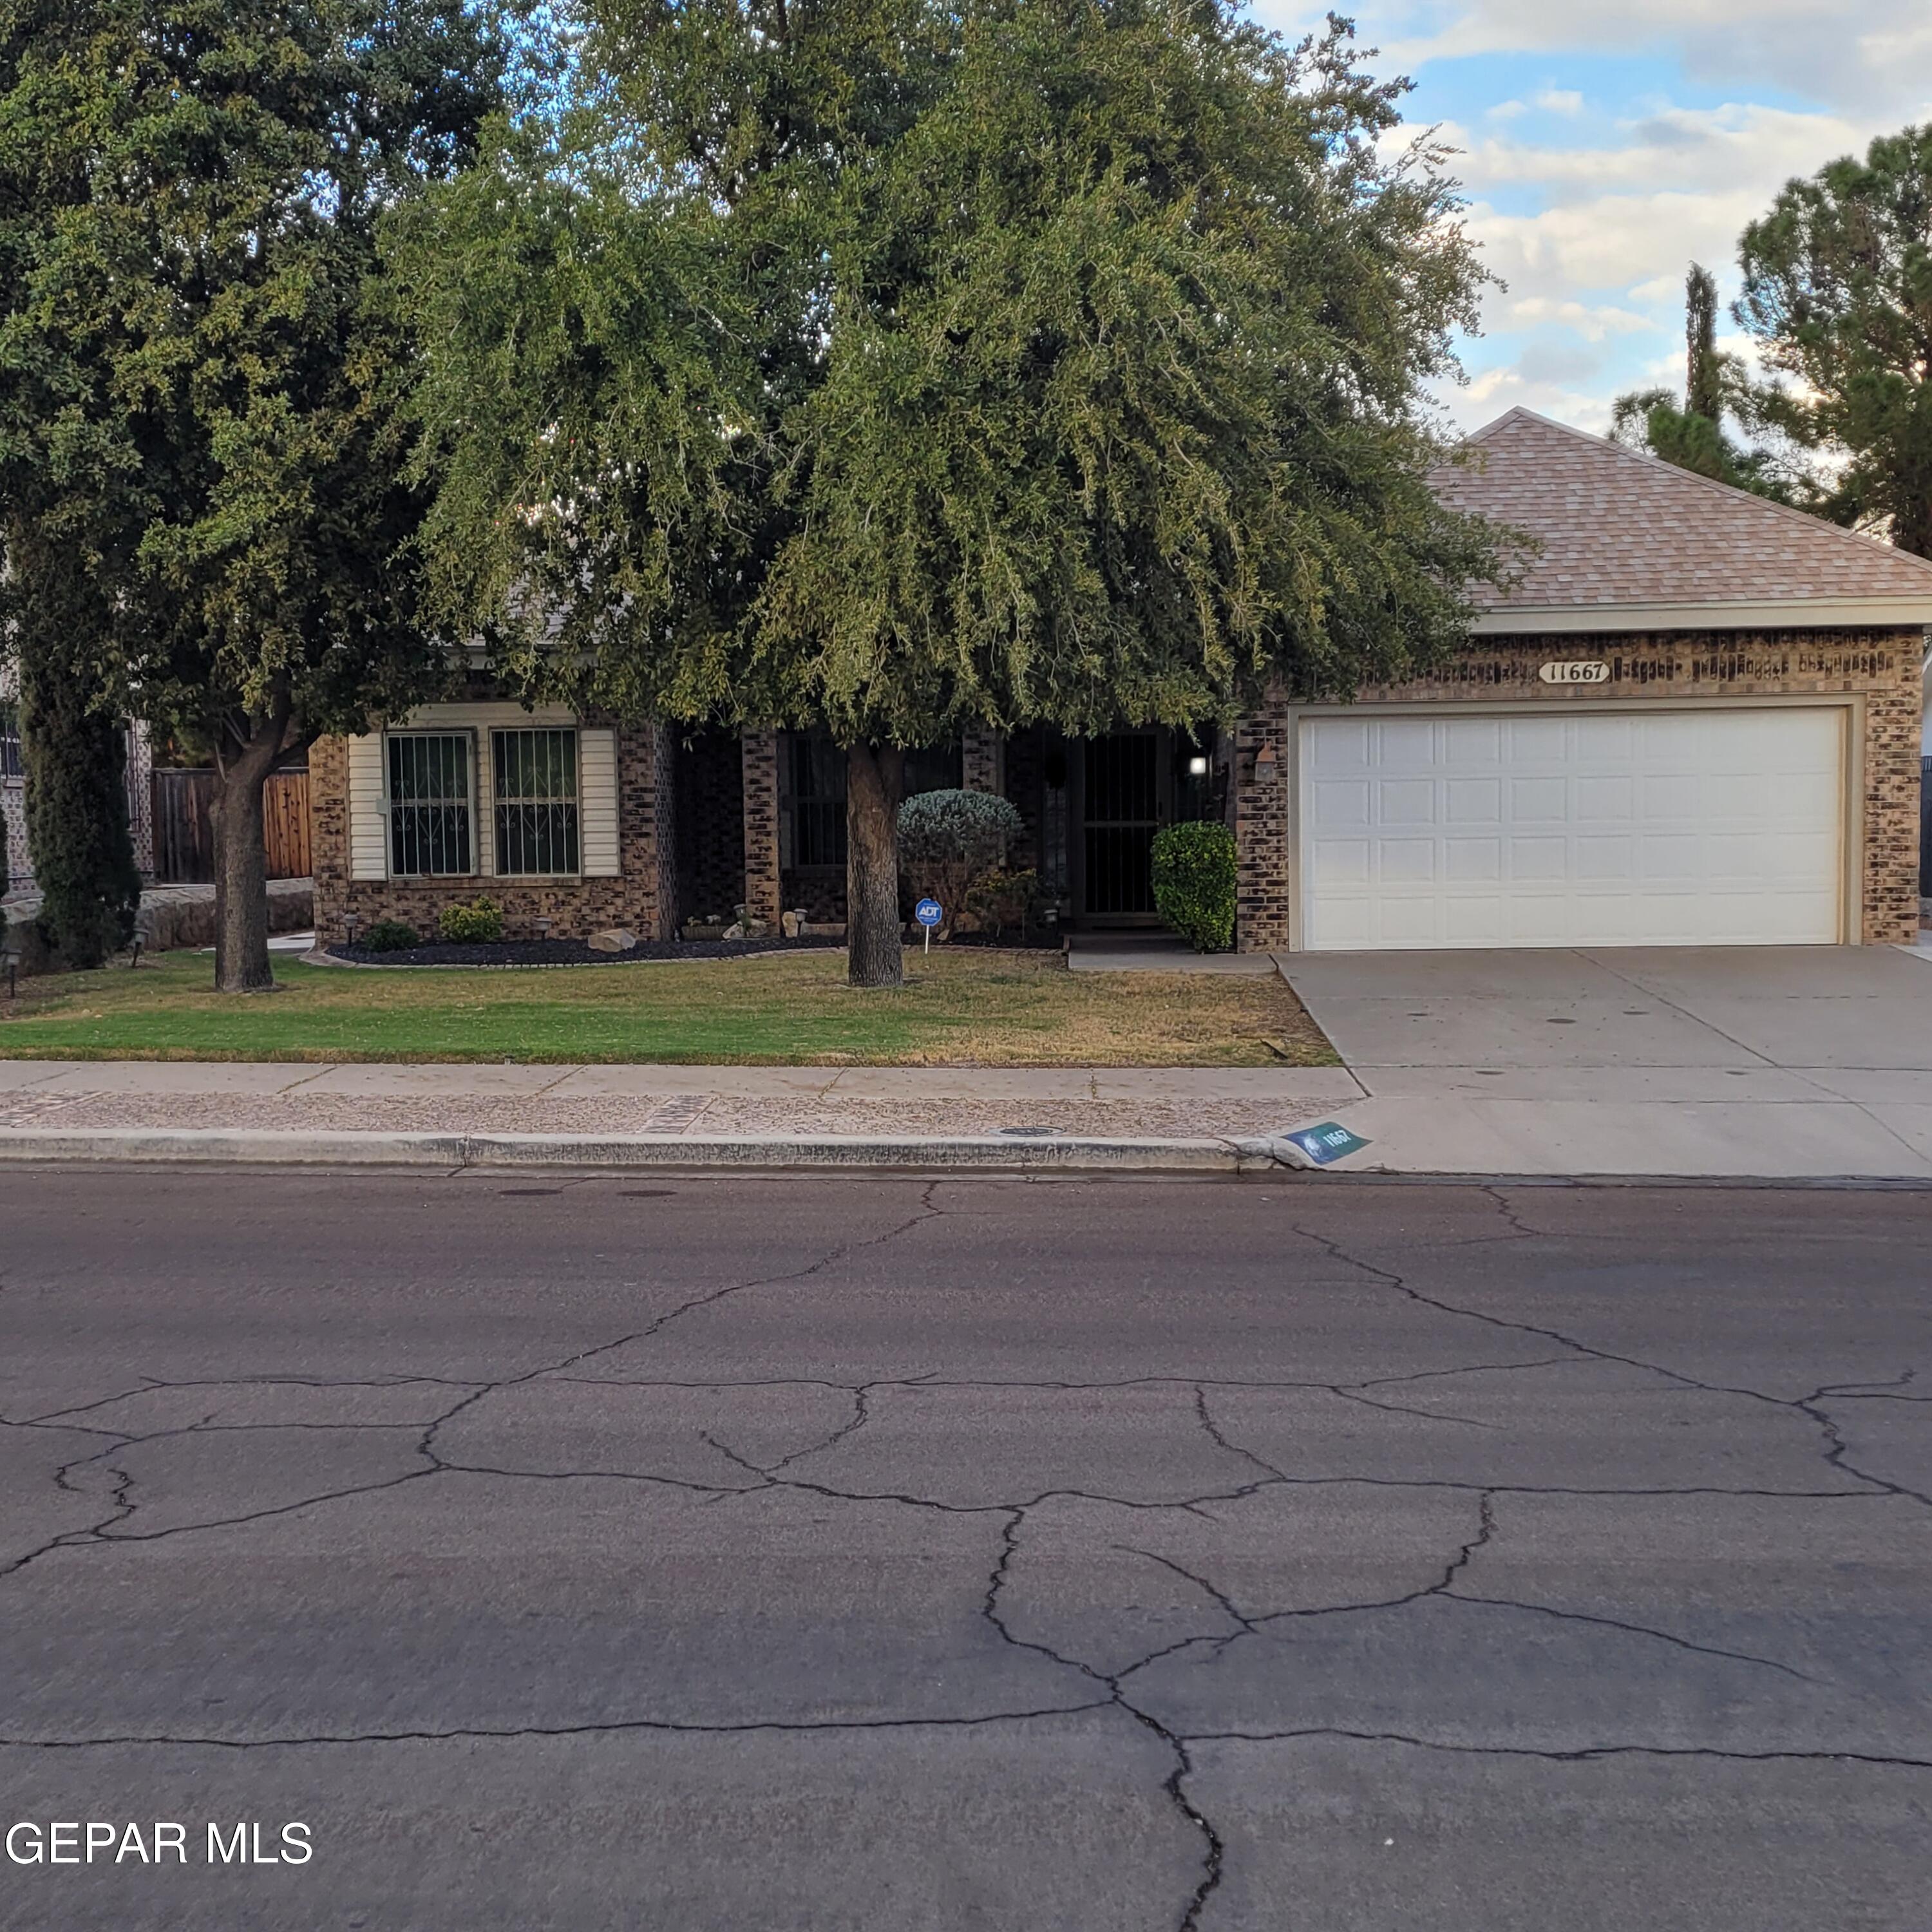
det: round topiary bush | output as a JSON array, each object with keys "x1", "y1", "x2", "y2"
[
  {"x1": 897, "y1": 790, "x2": 1024, "y2": 931},
  {"x1": 1151, "y1": 821, "x2": 1236, "y2": 951}
]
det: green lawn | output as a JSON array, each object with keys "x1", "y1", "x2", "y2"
[{"x1": 0, "y1": 949, "x2": 1338, "y2": 1066}]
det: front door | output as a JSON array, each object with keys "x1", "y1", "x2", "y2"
[{"x1": 1075, "y1": 732, "x2": 1168, "y2": 918}]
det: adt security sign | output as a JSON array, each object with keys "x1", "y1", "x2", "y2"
[
  {"x1": 1285, "y1": 1121, "x2": 1370, "y2": 1167},
  {"x1": 914, "y1": 899, "x2": 943, "y2": 929}
]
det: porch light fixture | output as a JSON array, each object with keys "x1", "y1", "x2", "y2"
[{"x1": 1188, "y1": 755, "x2": 1209, "y2": 777}]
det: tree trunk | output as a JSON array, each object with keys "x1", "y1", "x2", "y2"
[
  {"x1": 845, "y1": 742, "x2": 905, "y2": 989},
  {"x1": 211, "y1": 715, "x2": 289, "y2": 993}
]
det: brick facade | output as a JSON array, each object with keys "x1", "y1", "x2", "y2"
[
  {"x1": 310, "y1": 717, "x2": 677, "y2": 944},
  {"x1": 1233, "y1": 629, "x2": 1926, "y2": 951},
  {"x1": 962, "y1": 728, "x2": 1001, "y2": 795},
  {"x1": 741, "y1": 730, "x2": 782, "y2": 929}
]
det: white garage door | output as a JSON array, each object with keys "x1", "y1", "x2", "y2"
[{"x1": 1299, "y1": 707, "x2": 1845, "y2": 950}]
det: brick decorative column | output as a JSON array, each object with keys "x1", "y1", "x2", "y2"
[
  {"x1": 741, "y1": 729, "x2": 782, "y2": 929},
  {"x1": 1233, "y1": 692, "x2": 1291, "y2": 952},
  {"x1": 961, "y1": 728, "x2": 1003, "y2": 795}
]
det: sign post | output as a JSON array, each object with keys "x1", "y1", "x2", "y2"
[{"x1": 914, "y1": 898, "x2": 943, "y2": 954}]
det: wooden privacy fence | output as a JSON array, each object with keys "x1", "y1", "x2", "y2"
[{"x1": 151, "y1": 769, "x2": 312, "y2": 884}]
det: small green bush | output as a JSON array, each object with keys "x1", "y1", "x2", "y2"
[
  {"x1": 963, "y1": 867, "x2": 1039, "y2": 942},
  {"x1": 898, "y1": 789, "x2": 1024, "y2": 931},
  {"x1": 436, "y1": 896, "x2": 505, "y2": 943},
  {"x1": 359, "y1": 918, "x2": 420, "y2": 952},
  {"x1": 1151, "y1": 822, "x2": 1236, "y2": 952}
]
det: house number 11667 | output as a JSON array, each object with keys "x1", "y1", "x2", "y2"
[{"x1": 1538, "y1": 660, "x2": 1611, "y2": 685}]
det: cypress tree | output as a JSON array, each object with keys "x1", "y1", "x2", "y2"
[{"x1": 13, "y1": 542, "x2": 140, "y2": 969}]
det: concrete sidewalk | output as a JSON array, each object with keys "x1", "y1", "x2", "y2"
[{"x1": 0, "y1": 1059, "x2": 1367, "y2": 1174}]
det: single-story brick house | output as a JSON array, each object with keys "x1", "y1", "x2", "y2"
[{"x1": 312, "y1": 410, "x2": 1932, "y2": 952}]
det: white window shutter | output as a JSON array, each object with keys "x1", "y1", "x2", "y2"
[
  {"x1": 347, "y1": 735, "x2": 388, "y2": 880},
  {"x1": 579, "y1": 729, "x2": 621, "y2": 876}
]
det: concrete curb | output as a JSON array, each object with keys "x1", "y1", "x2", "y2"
[{"x1": 0, "y1": 1126, "x2": 1309, "y2": 1174}]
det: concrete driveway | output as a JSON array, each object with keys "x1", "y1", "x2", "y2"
[{"x1": 1278, "y1": 945, "x2": 1932, "y2": 1178}]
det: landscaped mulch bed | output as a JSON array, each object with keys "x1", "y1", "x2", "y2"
[{"x1": 328, "y1": 936, "x2": 842, "y2": 969}]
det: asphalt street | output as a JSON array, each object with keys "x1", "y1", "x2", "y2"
[{"x1": 1, "y1": 1169, "x2": 1929, "y2": 1929}]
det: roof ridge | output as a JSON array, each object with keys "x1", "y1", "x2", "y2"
[{"x1": 1479, "y1": 408, "x2": 1932, "y2": 585}]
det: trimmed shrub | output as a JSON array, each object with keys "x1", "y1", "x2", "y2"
[
  {"x1": 436, "y1": 896, "x2": 504, "y2": 943},
  {"x1": 963, "y1": 867, "x2": 1039, "y2": 942},
  {"x1": 897, "y1": 790, "x2": 1023, "y2": 931},
  {"x1": 360, "y1": 918, "x2": 421, "y2": 952},
  {"x1": 1151, "y1": 822, "x2": 1236, "y2": 952}
]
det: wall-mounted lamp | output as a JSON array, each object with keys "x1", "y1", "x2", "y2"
[
  {"x1": 1253, "y1": 742, "x2": 1278, "y2": 772},
  {"x1": 1187, "y1": 755, "x2": 1209, "y2": 777}
]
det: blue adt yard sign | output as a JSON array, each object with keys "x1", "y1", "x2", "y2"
[
  {"x1": 1287, "y1": 1121, "x2": 1370, "y2": 1167},
  {"x1": 914, "y1": 899, "x2": 943, "y2": 929}
]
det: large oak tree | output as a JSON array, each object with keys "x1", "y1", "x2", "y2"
[
  {"x1": 395, "y1": 0, "x2": 1509, "y2": 985},
  {"x1": 0, "y1": 0, "x2": 506, "y2": 988}
]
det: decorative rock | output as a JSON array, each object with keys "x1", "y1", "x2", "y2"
[
  {"x1": 721, "y1": 922, "x2": 745, "y2": 940},
  {"x1": 587, "y1": 928, "x2": 638, "y2": 953},
  {"x1": 781, "y1": 911, "x2": 801, "y2": 938}
]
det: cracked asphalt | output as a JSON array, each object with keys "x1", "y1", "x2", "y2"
[{"x1": 1, "y1": 1170, "x2": 1929, "y2": 1930}]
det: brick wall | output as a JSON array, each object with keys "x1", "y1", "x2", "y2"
[
  {"x1": 962, "y1": 729, "x2": 1001, "y2": 795},
  {"x1": 1233, "y1": 629, "x2": 1925, "y2": 951},
  {"x1": 741, "y1": 730, "x2": 782, "y2": 927},
  {"x1": 311, "y1": 717, "x2": 674, "y2": 943}
]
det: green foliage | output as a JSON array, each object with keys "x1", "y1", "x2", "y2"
[
  {"x1": 1150, "y1": 822, "x2": 1236, "y2": 953},
  {"x1": 897, "y1": 790, "x2": 1024, "y2": 926},
  {"x1": 1609, "y1": 265, "x2": 1795, "y2": 502},
  {"x1": 391, "y1": 3, "x2": 1513, "y2": 743},
  {"x1": 961, "y1": 868, "x2": 1039, "y2": 943},
  {"x1": 0, "y1": 0, "x2": 508, "y2": 983},
  {"x1": 359, "y1": 919, "x2": 421, "y2": 952},
  {"x1": 435, "y1": 896, "x2": 504, "y2": 943},
  {"x1": 13, "y1": 542, "x2": 141, "y2": 968},
  {"x1": 1735, "y1": 124, "x2": 1932, "y2": 556}
]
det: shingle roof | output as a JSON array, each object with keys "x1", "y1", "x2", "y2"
[{"x1": 1432, "y1": 408, "x2": 1932, "y2": 630}]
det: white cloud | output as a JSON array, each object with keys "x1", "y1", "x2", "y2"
[
  {"x1": 1501, "y1": 296, "x2": 1658, "y2": 340},
  {"x1": 1345, "y1": 0, "x2": 1932, "y2": 117},
  {"x1": 1534, "y1": 88, "x2": 1584, "y2": 115}
]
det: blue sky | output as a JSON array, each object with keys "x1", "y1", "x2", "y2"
[{"x1": 1250, "y1": 1, "x2": 1932, "y2": 435}]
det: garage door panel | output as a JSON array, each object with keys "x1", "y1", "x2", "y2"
[
  {"x1": 1444, "y1": 838, "x2": 1502, "y2": 882},
  {"x1": 1299, "y1": 706, "x2": 1844, "y2": 951},
  {"x1": 1444, "y1": 777, "x2": 1501, "y2": 822},
  {"x1": 1378, "y1": 779, "x2": 1435, "y2": 824},
  {"x1": 1311, "y1": 779, "x2": 1372, "y2": 829},
  {"x1": 1510, "y1": 777, "x2": 1570, "y2": 821}
]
